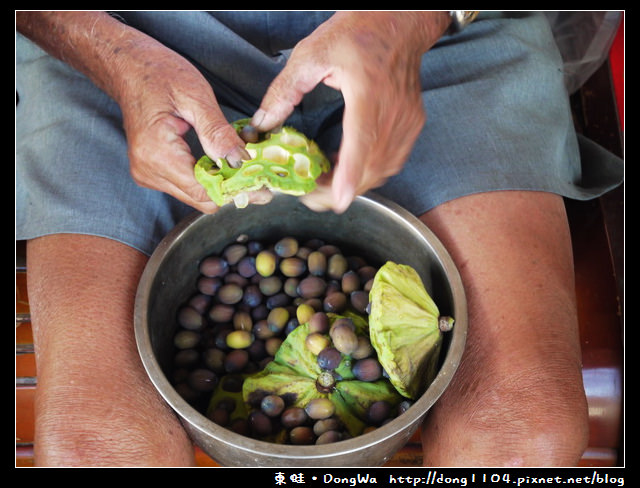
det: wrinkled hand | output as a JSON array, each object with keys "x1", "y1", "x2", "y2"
[
  {"x1": 252, "y1": 11, "x2": 450, "y2": 213},
  {"x1": 114, "y1": 37, "x2": 270, "y2": 213}
]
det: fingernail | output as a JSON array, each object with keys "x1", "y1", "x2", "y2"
[
  {"x1": 333, "y1": 184, "x2": 355, "y2": 214},
  {"x1": 249, "y1": 189, "x2": 274, "y2": 205},
  {"x1": 251, "y1": 109, "x2": 280, "y2": 131},
  {"x1": 251, "y1": 109, "x2": 267, "y2": 129},
  {"x1": 300, "y1": 187, "x2": 334, "y2": 212},
  {"x1": 225, "y1": 145, "x2": 251, "y2": 168}
]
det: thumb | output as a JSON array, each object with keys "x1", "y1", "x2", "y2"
[
  {"x1": 252, "y1": 55, "x2": 326, "y2": 132},
  {"x1": 179, "y1": 93, "x2": 249, "y2": 168}
]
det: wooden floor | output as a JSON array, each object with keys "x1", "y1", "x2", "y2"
[{"x1": 15, "y1": 25, "x2": 624, "y2": 468}]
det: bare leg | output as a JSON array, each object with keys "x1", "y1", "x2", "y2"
[
  {"x1": 27, "y1": 234, "x2": 195, "y2": 466},
  {"x1": 419, "y1": 191, "x2": 589, "y2": 466}
]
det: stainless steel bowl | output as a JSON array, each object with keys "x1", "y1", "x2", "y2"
[{"x1": 134, "y1": 193, "x2": 467, "y2": 466}]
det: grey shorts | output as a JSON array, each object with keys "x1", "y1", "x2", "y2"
[{"x1": 16, "y1": 11, "x2": 623, "y2": 256}]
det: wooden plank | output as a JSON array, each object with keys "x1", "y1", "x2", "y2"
[
  {"x1": 15, "y1": 444, "x2": 35, "y2": 467},
  {"x1": 16, "y1": 386, "x2": 36, "y2": 444}
]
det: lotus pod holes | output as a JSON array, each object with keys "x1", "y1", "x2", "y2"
[
  {"x1": 169, "y1": 234, "x2": 454, "y2": 445},
  {"x1": 194, "y1": 119, "x2": 331, "y2": 207}
]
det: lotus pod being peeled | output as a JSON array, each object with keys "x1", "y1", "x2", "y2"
[
  {"x1": 368, "y1": 262, "x2": 444, "y2": 400},
  {"x1": 194, "y1": 118, "x2": 331, "y2": 207},
  {"x1": 242, "y1": 318, "x2": 403, "y2": 438}
]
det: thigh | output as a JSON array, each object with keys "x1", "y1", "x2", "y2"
[
  {"x1": 375, "y1": 12, "x2": 622, "y2": 217},
  {"x1": 419, "y1": 190, "x2": 589, "y2": 466},
  {"x1": 27, "y1": 234, "x2": 195, "y2": 466}
]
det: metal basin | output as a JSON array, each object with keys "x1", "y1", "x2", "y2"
[{"x1": 134, "y1": 193, "x2": 467, "y2": 466}]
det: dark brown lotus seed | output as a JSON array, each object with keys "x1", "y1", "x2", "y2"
[
  {"x1": 305, "y1": 398, "x2": 335, "y2": 419},
  {"x1": 367, "y1": 400, "x2": 392, "y2": 425},
  {"x1": 199, "y1": 256, "x2": 229, "y2": 278},
  {"x1": 260, "y1": 394, "x2": 285, "y2": 417},
  {"x1": 289, "y1": 426, "x2": 315, "y2": 445},
  {"x1": 274, "y1": 236, "x2": 299, "y2": 258},
  {"x1": 224, "y1": 349, "x2": 249, "y2": 373},
  {"x1": 329, "y1": 321, "x2": 358, "y2": 355},
  {"x1": 317, "y1": 347, "x2": 342, "y2": 370},
  {"x1": 177, "y1": 306, "x2": 204, "y2": 330},
  {"x1": 297, "y1": 276, "x2": 327, "y2": 298},
  {"x1": 315, "y1": 430, "x2": 342, "y2": 444},
  {"x1": 281, "y1": 407, "x2": 309, "y2": 428},
  {"x1": 307, "y1": 250, "x2": 327, "y2": 276},
  {"x1": 249, "y1": 410, "x2": 272, "y2": 437},
  {"x1": 174, "y1": 330, "x2": 200, "y2": 349},
  {"x1": 323, "y1": 291, "x2": 347, "y2": 313},
  {"x1": 218, "y1": 283, "x2": 244, "y2": 305},
  {"x1": 352, "y1": 358, "x2": 383, "y2": 382},
  {"x1": 187, "y1": 368, "x2": 218, "y2": 392},
  {"x1": 223, "y1": 243, "x2": 248, "y2": 265},
  {"x1": 280, "y1": 257, "x2": 307, "y2": 277}
]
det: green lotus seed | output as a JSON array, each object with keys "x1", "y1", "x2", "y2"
[
  {"x1": 305, "y1": 332, "x2": 330, "y2": 355},
  {"x1": 226, "y1": 330, "x2": 254, "y2": 349},
  {"x1": 256, "y1": 250, "x2": 277, "y2": 277},
  {"x1": 267, "y1": 307, "x2": 289, "y2": 333}
]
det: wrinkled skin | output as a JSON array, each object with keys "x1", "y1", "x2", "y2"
[
  {"x1": 18, "y1": 12, "x2": 591, "y2": 467},
  {"x1": 111, "y1": 34, "x2": 277, "y2": 213},
  {"x1": 252, "y1": 11, "x2": 450, "y2": 213},
  {"x1": 18, "y1": 12, "x2": 448, "y2": 216}
]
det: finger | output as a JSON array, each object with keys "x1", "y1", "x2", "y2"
[
  {"x1": 328, "y1": 89, "x2": 370, "y2": 213},
  {"x1": 167, "y1": 184, "x2": 221, "y2": 215},
  {"x1": 299, "y1": 185, "x2": 336, "y2": 212},
  {"x1": 174, "y1": 90, "x2": 249, "y2": 168},
  {"x1": 252, "y1": 52, "x2": 327, "y2": 132}
]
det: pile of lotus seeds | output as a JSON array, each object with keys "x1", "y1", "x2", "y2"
[{"x1": 170, "y1": 234, "x2": 414, "y2": 445}]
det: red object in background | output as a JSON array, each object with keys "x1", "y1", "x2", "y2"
[{"x1": 609, "y1": 13, "x2": 624, "y2": 130}]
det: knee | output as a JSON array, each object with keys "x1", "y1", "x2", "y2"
[
  {"x1": 497, "y1": 387, "x2": 590, "y2": 466},
  {"x1": 33, "y1": 383, "x2": 196, "y2": 467},
  {"x1": 34, "y1": 409, "x2": 196, "y2": 467},
  {"x1": 422, "y1": 363, "x2": 590, "y2": 466}
]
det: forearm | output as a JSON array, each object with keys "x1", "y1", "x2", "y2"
[{"x1": 16, "y1": 11, "x2": 152, "y2": 103}]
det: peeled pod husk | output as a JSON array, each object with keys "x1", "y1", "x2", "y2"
[
  {"x1": 368, "y1": 262, "x2": 445, "y2": 400},
  {"x1": 194, "y1": 119, "x2": 331, "y2": 207},
  {"x1": 242, "y1": 316, "x2": 403, "y2": 438}
]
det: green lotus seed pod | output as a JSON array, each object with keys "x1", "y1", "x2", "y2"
[
  {"x1": 194, "y1": 119, "x2": 331, "y2": 207},
  {"x1": 368, "y1": 261, "x2": 446, "y2": 399},
  {"x1": 242, "y1": 320, "x2": 403, "y2": 438}
]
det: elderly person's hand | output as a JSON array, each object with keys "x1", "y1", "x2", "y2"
[
  {"x1": 113, "y1": 35, "x2": 255, "y2": 214},
  {"x1": 17, "y1": 11, "x2": 272, "y2": 214},
  {"x1": 251, "y1": 11, "x2": 451, "y2": 213}
]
